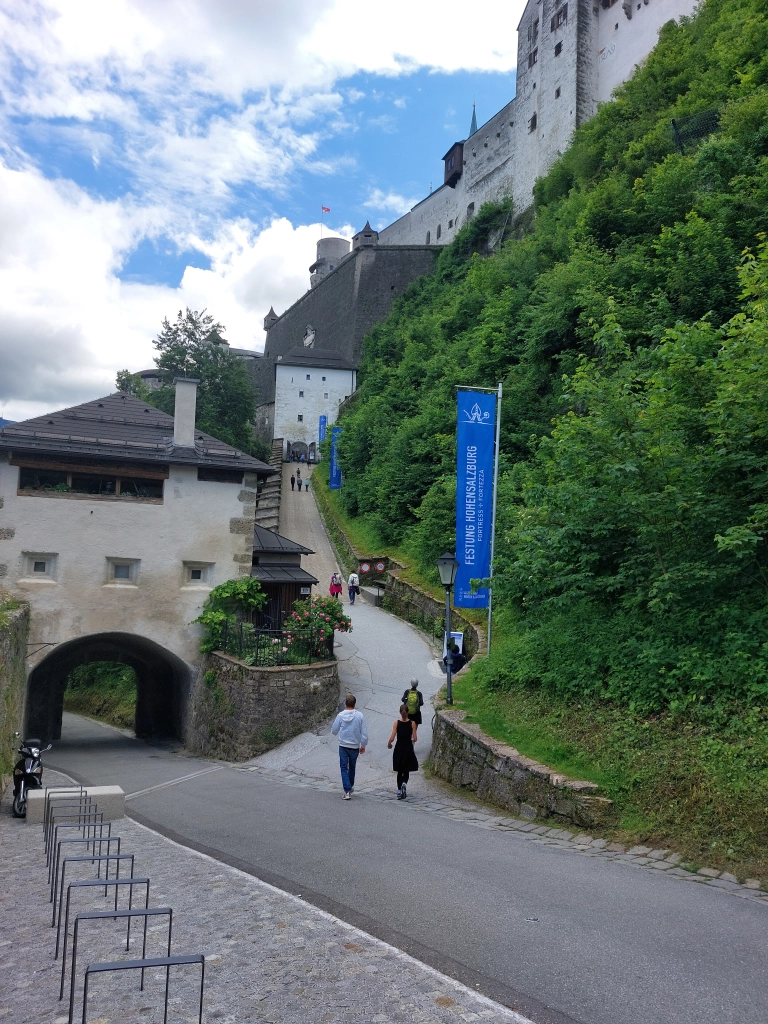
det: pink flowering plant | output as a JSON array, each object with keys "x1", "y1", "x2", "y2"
[{"x1": 285, "y1": 595, "x2": 352, "y2": 658}]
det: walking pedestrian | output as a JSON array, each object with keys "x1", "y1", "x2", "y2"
[
  {"x1": 304, "y1": 478, "x2": 310, "y2": 492},
  {"x1": 329, "y1": 573, "x2": 343, "y2": 599},
  {"x1": 388, "y1": 703, "x2": 418, "y2": 799},
  {"x1": 347, "y1": 571, "x2": 360, "y2": 604},
  {"x1": 331, "y1": 694, "x2": 368, "y2": 799},
  {"x1": 290, "y1": 474, "x2": 296, "y2": 491},
  {"x1": 401, "y1": 678, "x2": 424, "y2": 735}
]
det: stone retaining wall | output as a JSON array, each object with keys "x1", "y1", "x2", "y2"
[
  {"x1": 0, "y1": 602, "x2": 29, "y2": 795},
  {"x1": 189, "y1": 653, "x2": 340, "y2": 761},
  {"x1": 430, "y1": 708, "x2": 613, "y2": 828}
]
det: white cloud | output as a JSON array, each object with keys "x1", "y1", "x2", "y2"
[
  {"x1": 0, "y1": 159, "x2": 352, "y2": 419},
  {"x1": 363, "y1": 188, "x2": 419, "y2": 217}
]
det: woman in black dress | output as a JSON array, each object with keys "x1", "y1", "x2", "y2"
[{"x1": 387, "y1": 703, "x2": 418, "y2": 799}]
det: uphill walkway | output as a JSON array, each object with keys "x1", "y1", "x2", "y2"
[{"x1": 31, "y1": 462, "x2": 768, "y2": 1024}]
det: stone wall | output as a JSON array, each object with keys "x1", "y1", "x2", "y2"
[
  {"x1": 0, "y1": 602, "x2": 29, "y2": 794},
  {"x1": 430, "y1": 708, "x2": 612, "y2": 828},
  {"x1": 255, "y1": 246, "x2": 440, "y2": 410},
  {"x1": 188, "y1": 652, "x2": 340, "y2": 762},
  {"x1": 383, "y1": 573, "x2": 482, "y2": 660}
]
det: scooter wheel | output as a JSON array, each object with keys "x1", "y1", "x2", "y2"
[{"x1": 12, "y1": 794, "x2": 26, "y2": 818}]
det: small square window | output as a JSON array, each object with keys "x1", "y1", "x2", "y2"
[
  {"x1": 322, "y1": 376, "x2": 326, "y2": 381},
  {"x1": 324, "y1": 393, "x2": 329, "y2": 399},
  {"x1": 299, "y1": 390, "x2": 304, "y2": 397},
  {"x1": 22, "y1": 552, "x2": 58, "y2": 581},
  {"x1": 183, "y1": 561, "x2": 214, "y2": 586},
  {"x1": 555, "y1": 41, "x2": 563, "y2": 56},
  {"x1": 297, "y1": 414, "x2": 303, "y2": 423},
  {"x1": 105, "y1": 557, "x2": 139, "y2": 586},
  {"x1": 306, "y1": 374, "x2": 311, "y2": 380}
]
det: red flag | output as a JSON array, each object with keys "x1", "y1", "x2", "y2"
[{"x1": 321, "y1": 206, "x2": 330, "y2": 213}]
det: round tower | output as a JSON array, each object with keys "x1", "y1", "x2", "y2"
[{"x1": 309, "y1": 237, "x2": 351, "y2": 288}]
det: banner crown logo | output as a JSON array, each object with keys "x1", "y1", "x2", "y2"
[{"x1": 464, "y1": 402, "x2": 491, "y2": 424}]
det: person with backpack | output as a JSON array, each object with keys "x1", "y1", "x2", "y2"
[
  {"x1": 347, "y1": 571, "x2": 360, "y2": 604},
  {"x1": 387, "y1": 703, "x2": 418, "y2": 799},
  {"x1": 329, "y1": 572, "x2": 343, "y2": 599},
  {"x1": 401, "y1": 678, "x2": 424, "y2": 733}
]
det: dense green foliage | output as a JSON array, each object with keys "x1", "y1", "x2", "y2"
[
  {"x1": 334, "y1": 0, "x2": 768, "y2": 711},
  {"x1": 117, "y1": 307, "x2": 271, "y2": 461},
  {"x1": 64, "y1": 662, "x2": 138, "y2": 731},
  {"x1": 195, "y1": 577, "x2": 268, "y2": 653}
]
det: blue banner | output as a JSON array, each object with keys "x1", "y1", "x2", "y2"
[
  {"x1": 329, "y1": 426, "x2": 342, "y2": 490},
  {"x1": 455, "y1": 390, "x2": 496, "y2": 608},
  {"x1": 319, "y1": 415, "x2": 327, "y2": 441}
]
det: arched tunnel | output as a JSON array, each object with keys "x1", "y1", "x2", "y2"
[{"x1": 26, "y1": 633, "x2": 192, "y2": 744}]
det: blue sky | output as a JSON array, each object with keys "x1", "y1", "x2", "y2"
[{"x1": 0, "y1": 0, "x2": 525, "y2": 419}]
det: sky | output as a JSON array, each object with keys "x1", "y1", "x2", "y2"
[{"x1": 0, "y1": 0, "x2": 525, "y2": 421}]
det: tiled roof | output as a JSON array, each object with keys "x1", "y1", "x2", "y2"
[
  {"x1": 276, "y1": 347, "x2": 357, "y2": 371},
  {"x1": 253, "y1": 523, "x2": 314, "y2": 555},
  {"x1": 0, "y1": 392, "x2": 275, "y2": 474},
  {"x1": 251, "y1": 565, "x2": 319, "y2": 585}
]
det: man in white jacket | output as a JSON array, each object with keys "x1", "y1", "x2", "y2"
[{"x1": 331, "y1": 694, "x2": 368, "y2": 799}]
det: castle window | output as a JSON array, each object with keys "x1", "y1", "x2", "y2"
[
  {"x1": 297, "y1": 414, "x2": 303, "y2": 423},
  {"x1": 528, "y1": 112, "x2": 538, "y2": 133},
  {"x1": 555, "y1": 87, "x2": 561, "y2": 98},
  {"x1": 106, "y1": 557, "x2": 140, "y2": 586},
  {"x1": 324, "y1": 393, "x2": 329, "y2": 399},
  {"x1": 306, "y1": 374, "x2": 311, "y2": 380},
  {"x1": 532, "y1": 18, "x2": 539, "y2": 43},
  {"x1": 22, "y1": 552, "x2": 58, "y2": 581},
  {"x1": 437, "y1": 224, "x2": 442, "y2": 240},
  {"x1": 183, "y1": 561, "x2": 214, "y2": 586},
  {"x1": 299, "y1": 390, "x2": 304, "y2": 397},
  {"x1": 551, "y1": 4, "x2": 568, "y2": 30},
  {"x1": 555, "y1": 41, "x2": 563, "y2": 56},
  {"x1": 322, "y1": 376, "x2": 326, "y2": 381},
  {"x1": 528, "y1": 48, "x2": 538, "y2": 68},
  {"x1": 426, "y1": 231, "x2": 430, "y2": 244},
  {"x1": 467, "y1": 203, "x2": 474, "y2": 220},
  {"x1": 448, "y1": 220, "x2": 453, "y2": 229}
]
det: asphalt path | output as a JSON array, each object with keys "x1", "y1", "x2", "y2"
[{"x1": 51, "y1": 713, "x2": 768, "y2": 1024}]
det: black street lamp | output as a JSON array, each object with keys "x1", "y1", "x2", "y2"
[{"x1": 436, "y1": 552, "x2": 460, "y2": 705}]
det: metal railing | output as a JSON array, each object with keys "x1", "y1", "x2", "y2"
[{"x1": 218, "y1": 622, "x2": 335, "y2": 666}]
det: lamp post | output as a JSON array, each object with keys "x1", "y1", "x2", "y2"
[{"x1": 436, "y1": 552, "x2": 460, "y2": 705}]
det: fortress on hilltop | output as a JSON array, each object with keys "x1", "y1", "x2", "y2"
[{"x1": 254, "y1": 0, "x2": 698, "y2": 450}]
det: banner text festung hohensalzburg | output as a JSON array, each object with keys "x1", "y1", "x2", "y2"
[{"x1": 455, "y1": 390, "x2": 496, "y2": 608}]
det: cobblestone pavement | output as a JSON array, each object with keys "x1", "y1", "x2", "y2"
[{"x1": 0, "y1": 772, "x2": 531, "y2": 1024}]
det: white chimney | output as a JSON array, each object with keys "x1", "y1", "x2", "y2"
[{"x1": 173, "y1": 377, "x2": 200, "y2": 447}]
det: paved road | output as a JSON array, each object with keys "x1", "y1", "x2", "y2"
[
  {"x1": 50, "y1": 713, "x2": 768, "y2": 1024},
  {"x1": 45, "y1": 472, "x2": 768, "y2": 1024}
]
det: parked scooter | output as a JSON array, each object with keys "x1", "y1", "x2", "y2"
[{"x1": 12, "y1": 733, "x2": 51, "y2": 818}]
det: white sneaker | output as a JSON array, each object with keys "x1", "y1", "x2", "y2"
[
  {"x1": 343, "y1": 792, "x2": 351, "y2": 800},
  {"x1": 349, "y1": 787, "x2": 354, "y2": 794}
]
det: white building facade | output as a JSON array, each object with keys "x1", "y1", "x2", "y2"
[
  {"x1": 273, "y1": 348, "x2": 357, "y2": 461},
  {"x1": 0, "y1": 384, "x2": 275, "y2": 742},
  {"x1": 378, "y1": 0, "x2": 698, "y2": 247}
]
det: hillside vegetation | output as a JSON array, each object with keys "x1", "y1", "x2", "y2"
[{"x1": 330, "y1": 0, "x2": 768, "y2": 872}]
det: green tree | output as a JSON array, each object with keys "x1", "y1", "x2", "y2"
[{"x1": 117, "y1": 308, "x2": 271, "y2": 460}]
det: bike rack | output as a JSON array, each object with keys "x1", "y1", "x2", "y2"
[
  {"x1": 43, "y1": 786, "x2": 87, "y2": 843},
  {"x1": 47, "y1": 810, "x2": 102, "y2": 869},
  {"x1": 80, "y1": 954, "x2": 205, "y2": 1024},
  {"x1": 46, "y1": 801, "x2": 96, "y2": 865},
  {"x1": 54, "y1": 853, "x2": 135, "y2": 929},
  {"x1": 57, "y1": 876, "x2": 150, "y2": 961},
  {"x1": 49, "y1": 822, "x2": 112, "y2": 885},
  {"x1": 43, "y1": 787, "x2": 86, "y2": 841},
  {"x1": 63, "y1": 906, "x2": 173, "y2": 1011},
  {"x1": 51, "y1": 836, "x2": 123, "y2": 905}
]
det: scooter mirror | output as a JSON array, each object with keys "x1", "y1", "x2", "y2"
[{"x1": 43, "y1": 744, "x2": 52, "y2": 752}]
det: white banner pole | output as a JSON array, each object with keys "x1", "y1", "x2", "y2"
[{"x1": 487, "y1": 382, "x2": 502, "y2": 654}]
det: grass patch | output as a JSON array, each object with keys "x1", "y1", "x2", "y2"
[
  {"x1": 452, "y1": 658, "x2": 768, "y2": 883},
  {"x1": 63, "y1": 662, "x2": 137, "y2": 731}
]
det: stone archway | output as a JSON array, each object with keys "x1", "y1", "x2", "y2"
[
  {"x1": 26, "y1": 632, "x2": 192, "y2": 744},
  {"x1": 288, "y1": 440, "x2": 309, "y2": 462}
]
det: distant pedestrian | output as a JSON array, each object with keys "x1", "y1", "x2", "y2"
[
  {"x1": 329, "y1": 573, "x2": 343, "y2": 599},
  {"x1": 331, "y1": 694, "x2": 368, "y2": 799},
  {"x1": 401, "y1": 678, "x2": 424, "y2": 733},
  {"x1": 301, "y1": 453, "x2": 306, "y2": 464},
  {"x1": 290, "y1": 474, "x2": 296, "y2": 491},
  {"x1": 347, "y1": 571, "x2": 360, "y2": 604},
  {"x1": 304, "y1": 478, "x2": 310, "y2": 491},
  {"x1": 388, "y1": 704, "x2": 418, "y2": 799}
]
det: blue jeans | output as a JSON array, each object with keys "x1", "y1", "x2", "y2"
[
  {"x1": 338, "y1": 746, "x2": 359, "y2": 793},
  {"x1": 348, "y1": 588, "x2": 356, "y2": 604}
]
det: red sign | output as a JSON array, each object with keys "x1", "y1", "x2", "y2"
[
  {"x1": 375, "y1": 561, "x2": 385, "y2": 572},
  {"x1": 360, "y1": 562, "x2": 371, "y2": 573}
]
